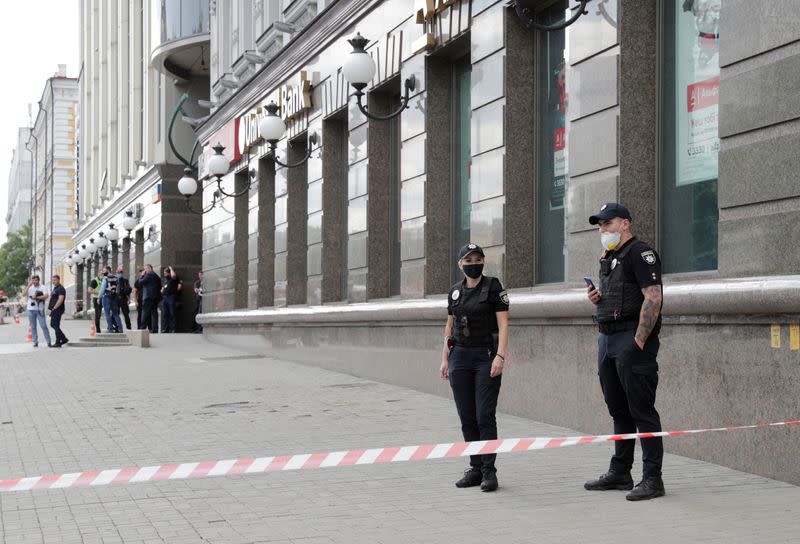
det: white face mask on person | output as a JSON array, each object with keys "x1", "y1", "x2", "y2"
[{"x1": 601, "y1": 231, "x2": 621, "y2": 251}]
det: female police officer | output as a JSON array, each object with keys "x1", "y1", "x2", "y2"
[{"x1": 439, "y1": 243, "x2": 510, "y2": 492}]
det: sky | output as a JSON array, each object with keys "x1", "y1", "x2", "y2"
[{"x1": 0, "y1": 1, "x2": 79, "y2": 245}]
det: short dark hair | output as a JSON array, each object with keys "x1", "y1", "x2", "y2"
[
  {"x1": 52, "y1": 275, "x2": 60, "y2": 281},
  {"x1": 31, "y1": 275, "x2": 40, "y2": 280}
]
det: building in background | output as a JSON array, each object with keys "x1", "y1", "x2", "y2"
[
  {"x1": 5, "y1": 128, "x2": 33, "y2": 235},
  {"x1": 195, "y1": 0, "x2": 800, "y2": 485},
  {"x1": 70, "y1": 0, "x2": 209, "y2": 328},
  {"x1": 27, "y1": 67, "x2": 79, "y2": 294}
]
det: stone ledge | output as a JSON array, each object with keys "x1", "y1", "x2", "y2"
[
  {"x1": 125, "y1": 329, "x2": 150, "y2": 347},
  {"x1": 197, "y1": 275, "x2": 800, "y2": 326}
]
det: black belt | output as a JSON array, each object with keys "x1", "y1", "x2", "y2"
[{"x1": 597, "y1": 320, "x2": 638, "y2": 335}]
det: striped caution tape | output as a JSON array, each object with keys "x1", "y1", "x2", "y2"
[{"x1": 1, "y1": 420, "x2": 797, "y2": 493}]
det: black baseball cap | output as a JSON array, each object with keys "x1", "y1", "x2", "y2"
[
  {"x1": 457, "y1": 243, "x2": 485, "y2": 260},
  {"x1": 589, "y1": 202, "x2": 633, "y2": 225}
]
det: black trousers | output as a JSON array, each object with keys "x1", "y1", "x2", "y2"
[
  {"x1": 92, "y1": 298, "x2": 102, "y2": 331},
  {"x1": 598, "y1": 330, "x2": 663, "y2": 478},
  {"x1": 50, "y1": 310, "x2": 68, "y2": 344},
  {"x1": 162, "y1": 294, "x2": 177, "y2": 332},
  {"x1": 119, "y1": 298, "x2": 132, "y2": 329},
  {"x1": 141, "y1": 298, "x2": 159, "y2": 333},
  {"x1": 448, "y1": 345, "x2": 502, "y2": 472}
]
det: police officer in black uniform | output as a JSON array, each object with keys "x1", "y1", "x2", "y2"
[
  {"x1": 584, "y1": 203, "x2": 666, "y2": 501},
  {"x1": 440, "y1": 243, "x2": 510, "y2": 492}
]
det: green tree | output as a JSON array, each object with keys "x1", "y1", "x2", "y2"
[{"x1": 0, "y1": 221, "x2": 32, "y2": 297}]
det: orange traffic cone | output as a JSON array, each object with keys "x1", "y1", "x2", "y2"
[
  {"x1": 27, "y1": 325, "x2": 32, "y2": 342},
  {"x1": 90, "y1": 321, "x2": 96, "y2": 337}
]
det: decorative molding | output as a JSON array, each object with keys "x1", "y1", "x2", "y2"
[{"x1": 197, "y1": 0, "x2": 383, "y2": 144}]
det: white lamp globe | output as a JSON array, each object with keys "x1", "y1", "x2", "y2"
[
  {"x1": 79, "y1": 245, "x2": 89, "y2": 259},
  {"x1": 107, "y1": 224, "x2": 119, "y2": 242},
  {"x1": 87, "y1": 239, "x2": 97, "y2": 255},
  {"x1": 178, "y1": 169, "x2": 198, "y2": 196},
  {"x1": 65, "y1": 254, "x2": 74, "y2": 266},
  {"x1": 208, "y1": 143, "x2": 230, "y2": 177},
  {"x1": 95, "y1": 232, "x2": 108, "y2": 247},
  {"x1": 259, "y1": 103, "x2": 286, "y2": 142},
  {"x1": 122, "y1": 211, "x2": 137, "y2": 232},
  {"x1": 343, "y1": 33, "x2": 376, "y2": 86}
]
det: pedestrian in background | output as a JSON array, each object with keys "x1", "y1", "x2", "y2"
[
  {"x1": 48, "y1": 275, "x2": 68, "y2": 347},
  {"x1": 116, "y1": 266, "x2": 133, "y2": 330},
  {"x1": 192, "y1": 271, "x2": 203, "y2": 333},
  {"x1": 584, "y1": 203, "x2": 665, "y2": 501},
  {"x1": 440, "y1": 243, "x2": 509, "y2": 492},
  {"x1": 161, "y1": 266, "x2": 182, "y2": 333},
  {"x1": 26, "y1": 275, "x2": 52, "y2": 348},
  {"x1": 88, "y1": 270, "x2": 103, "y2": 332},
  {"x1": 139, "y1": 264, "x2": 161, "y2": 333},
  {"x1": 99, "y1": 266, "x2": 123, "y2": 333},
  {"x1": 134, "y1": 267, "x2": 144, "y2": 329}
]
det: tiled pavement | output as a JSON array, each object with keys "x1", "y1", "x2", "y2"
[{"x1": 0, "y1": 318, "x2": 798, "y2": 543}]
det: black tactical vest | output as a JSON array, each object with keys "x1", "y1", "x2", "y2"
[
  {"x1": 449, "y1": 277, "x2": 498, "y2": 347},
  {"x1": 105, "y1": 275, "x2": 119, "y2": 295},
  {"x1": 596, "y1": 239, "x2": 644, "y2": 324}
]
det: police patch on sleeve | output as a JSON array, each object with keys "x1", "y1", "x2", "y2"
[
  {"x1": 641, "y1": 250, "x2": 657, "y2": 265},
  {"x1": 451, "y1": 289, "x2": 460, "y2": 301},
  {"x1": 499, "y1": 290, "x2": 509, "y2": 305}
]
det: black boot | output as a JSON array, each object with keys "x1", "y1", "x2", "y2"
[
  {"x1": 584, "y1": 470, "x2": 634, "y2": 491},
  {"x1": 480, "y1": 470, "x2": 498, "y2": 492},
  {"x1": 455, "y1": 467, "x2": 482, "y2": 488},
  {"x1": 626, "y1": 476, "x2": 665, "y2": 501}
]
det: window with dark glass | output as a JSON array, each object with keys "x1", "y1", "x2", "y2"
[
  {"x1": 451, "y1": 56, "x2": 471, "y2": 284},
  {"x1": 389, "y1": 92, "x2": 401, "y2": 296},
  {"x1": 535, "y1": 1, "x2": 568, "y2": 284},
  {"x1": 660, "y1": 0, "x2": 720, "y2": 273}
]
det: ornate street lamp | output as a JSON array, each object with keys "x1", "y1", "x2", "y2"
[
  {"x1": 342, "y1": 33, "x2": 415, "y2": 121},
  {"x1": 78, "y1": 245, "x2": 90, "y2": 260},
  {"x1": 178, "y1": 167, "x2": 221, "y2": 215},
  {"x1": 258, "y1": 102, "x2": 317, "y2": 168},
  {"x1": 106, "y1": 224, "x2": 119, "y2": 244},
  {"x1": 510, "y1": 0, "x2": 591, "y2": 32},
  {"x1": 86, "y1": 238, "x2": 98, "y2": 257},
  {"x1": 121, "y1": 210, "x2": 151, "y2": 245}
]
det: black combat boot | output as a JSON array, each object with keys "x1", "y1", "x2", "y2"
[
  {"x1": 455, "y1": 467, "x2": 482, "y2": 488},
  {"x1": 480, "y1": 470, "x2": 498, "y2": 492},
  {"x1": 584, "y1": 470, "x2": 634, "y2": 491},
  {"x1": 626, "y1": 476, "x2": 665, "y2": 501}
]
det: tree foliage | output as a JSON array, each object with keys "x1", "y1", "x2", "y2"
[{"x1": 0, "y1": 222, "x2": 32, "y2": 297}]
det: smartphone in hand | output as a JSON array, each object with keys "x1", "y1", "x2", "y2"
[{"x1": 583, "y1": 277, "x2": 596, "y2": 290}]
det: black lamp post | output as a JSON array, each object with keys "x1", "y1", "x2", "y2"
[{"x1": 510, "y1": 0, "x2": 591, "y2": 32}]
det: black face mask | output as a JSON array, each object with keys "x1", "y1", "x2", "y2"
[{"x1": 462, "y1": 263, "x2": 484, "y2": 279}]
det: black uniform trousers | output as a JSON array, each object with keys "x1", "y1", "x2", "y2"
[
  {"x1": 92, "y1": 298, "x2": 102, "y2": 332},
  {"x1": 598, "y1": 329, "x2": 663, "y2": 478},
  {"x1": 50, "y1": 309, "x2": 68, "y2": 345},
  {"x1": 141, "y1": 298, "x2": 159, "y2": 333},
  {"x1": 448, "y1": 345, "x2": 502, "y2": 473},
  {"x1": 119, "y1": 298, "x2": 132, "y2": 330}
]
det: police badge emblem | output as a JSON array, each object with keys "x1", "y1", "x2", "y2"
[
  {"x1": 451, "y1": 289, "x2": 460, "y2": 301},
  {"x1": 499, "y1": 290, "x2": 509, "y2": 304},
  {"x1": 641, "y1": 250, "x2": 656, "y2": 265}
]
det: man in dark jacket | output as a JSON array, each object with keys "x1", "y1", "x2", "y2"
[
  {"x1": 48, "y1": 275, "x2": 68, "y2": 347},
  {"x1": 139, "y1": 264, "x2": 161, "y2": 333},
  {"x1": 116, "y1": 267, "x2": 133, "y2": 330}
]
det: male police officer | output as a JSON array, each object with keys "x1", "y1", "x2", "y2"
[{"x1": 584, "y1": 203, "x2": 665, "y2": 501}]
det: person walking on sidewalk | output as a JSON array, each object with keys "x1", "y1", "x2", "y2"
[
  {"x1": 192, "y1": 271, "x2": 203, "y2": 333},
  {"x1": 161, "y1": 266, "x2": 182, "y2": 333},
  {"x1": 99, "y1": 266, "x2": 123, "y2": 333},
  {"x1": 26, "y1": 275, "x2": 52, "y2": 348},
  {"x1": 47, "y1": 275, "x2": 68, "y2": 347},
  {"x1": 88, "y1": 271, "x2": 103, "y2": 333},
  {"x1": 116, "y1": 267, "x2": 133, "y2": 330},
  {"x1": 439, "y1": 243, "x2": 509, "y2": 492},
  {"x1": 584, "y1": 202, "x2": 666, "y2": 501}
]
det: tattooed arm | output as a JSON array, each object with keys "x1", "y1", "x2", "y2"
[{"x1": 635, "y1": 285, "x2": 663, "y2": 348}]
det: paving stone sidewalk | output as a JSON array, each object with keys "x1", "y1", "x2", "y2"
[{"x1": 0, "y1": 319, "x2": 798, "y2": 543}]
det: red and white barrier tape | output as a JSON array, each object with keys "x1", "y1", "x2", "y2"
[{"x1": 1, "y1": 420, "x2": 797, "y2": 493}]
